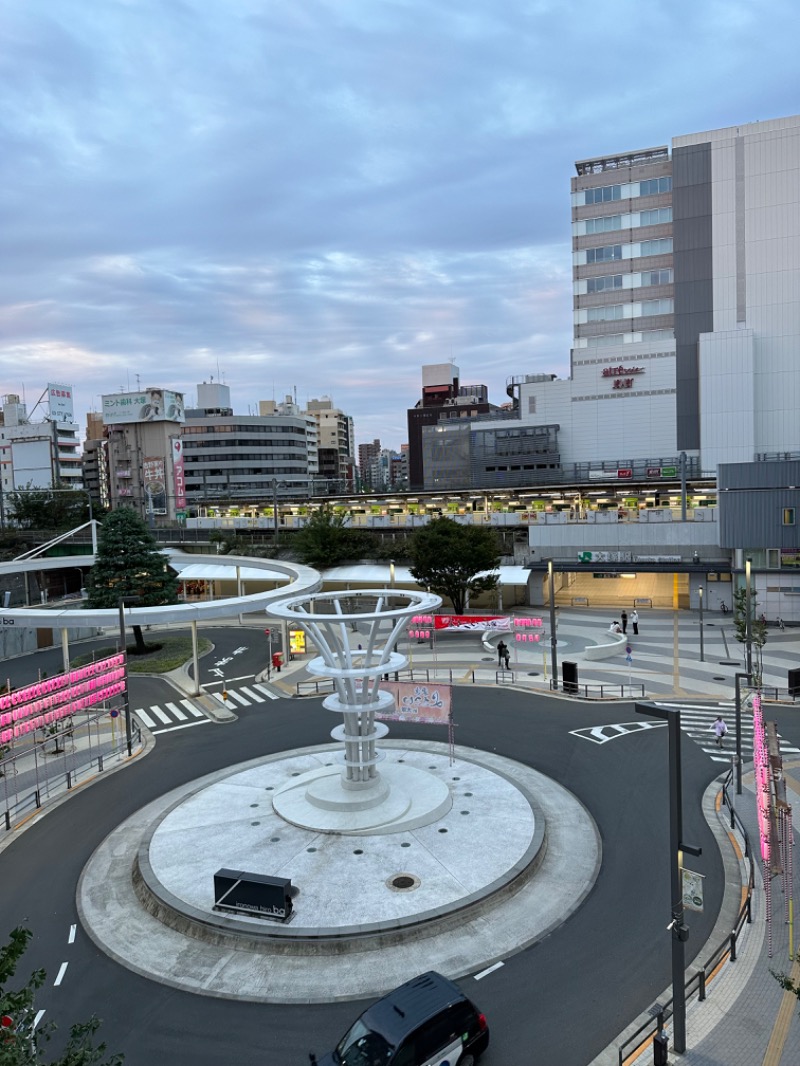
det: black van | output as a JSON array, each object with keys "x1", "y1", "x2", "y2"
[{"x1": 315, "y1": 970, "x2": 490, "y2": 1066}]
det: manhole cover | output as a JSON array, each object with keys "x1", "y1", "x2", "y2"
[
  {"x1": 527, "y1": 671, "x2": 540, "y2": 676},
  {"x1": 387, "y1": 873, "x2": 420, "y2": 892},
  {"x1": 713, "y1": 676, "x2": 727, "y2": 681},
  {"x1": 719, "y1": 661, "x2": 740, "y2": 666}
]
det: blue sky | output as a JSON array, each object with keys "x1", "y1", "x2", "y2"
[{"x1": 1, "y1": 0, "x2": 798, "y2": 448}]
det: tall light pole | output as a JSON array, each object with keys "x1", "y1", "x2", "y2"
[
  {"x1": 698, "y1": 585, "x2": 704, "y2": 662},
  {"x1": 118, "y1": 595, "x2": 141, "y2": 758},
  {"x1": 272, "y1": 478, "x2": 280, "y2": 547},
  {"x1": 548, "y1": 560, "x2": 558, "y2": 688},
  {"x1": 745, "y1": 557, "x2": 753, "y2": 677},
  {"x1": 636, "y1": 701, "x2": 701, "y2": 1055}
]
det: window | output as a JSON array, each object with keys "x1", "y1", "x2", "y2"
[
  {"x1": 783, "y1": 508, "x2": 796, "y2": 526},
  {"x1": 585, "y1": 214, "x2": 622, "y2": 234},
  {"x1": 639, "y1": 207, "x2": 672, "y2": 226},
  {"x1": 527, "y1": 397, "x2": 536, "y2": 414},
  {"x1": 584, "y1": 184, "x2": 622, "y2": 204},
  {"x1": 641, "y1": 269, "x2": 673, "y2": 287},
  {"x1": 639, "y1": 238, "x2": 673, "y2": 257},
  {"x1": 587, "y1": 304, "x2": 625, "y2": 322},
  {"x1": 639, "y1": 176, "x2": 672, "y2": 196},
  {"x1": 641, "y1": 298, "x2": 674, "y2": 316},
  {"x1": 587, "y1": 274, "x2": 624, "y2": 293},
  {"x1": 586, "y1": 244, "x2": 622, "y2": 263}
]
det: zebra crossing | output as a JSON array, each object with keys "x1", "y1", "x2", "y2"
[
  {"x1": 207, "y1": 682, "x2": 280, "y2": 709},
  {"x1": 571, "y1": 700, "x2": 800, "y2": 765},
  {"x1": 133, "y1": 683, "x2": 280, "y2": 735}
]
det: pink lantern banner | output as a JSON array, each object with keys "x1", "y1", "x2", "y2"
[
  {"x1": 378, "y1": 682, "x2": 452, "y2": 725},
  {"x1": 0, "y1": 680, "x2": 126, "y2": 746},
  {"x1": 430, "y1": 615, "x2": 543, "y2": 632}
]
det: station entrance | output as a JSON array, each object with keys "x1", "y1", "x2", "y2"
[{"x1": 538, "y1": 567, "x2": 733, "y2": 612}]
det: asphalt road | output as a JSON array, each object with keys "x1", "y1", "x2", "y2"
[{"x1": 3, "y1": 683, "x2": 790, "y2": 1065}]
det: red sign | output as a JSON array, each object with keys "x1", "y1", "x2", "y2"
[
  {"x1": 172, "y1": 437, "x2": 186, "y2": 510},
  {"x1": 602, "y1": 366, "x2": 644, "y2": 377},
  {"x1": 434, "y1": 615, "x2": 509, "y2": 631},
  {"x1": 617, "y1": 469, "x2": 633, "y2": 479}
]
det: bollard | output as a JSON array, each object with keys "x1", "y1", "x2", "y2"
[
  {"x1": 98, "y1": 754, "x2": 104, "y2": 773},
  {"x1": 653, "y1": 1029, "x2": 669, "y2": 1065},
  {"x1": 698, "y1": 966, "x2": 706, "y2": 1001},
  {"x1": 66, "y1": 770, "x2": 73, "y2": 790},
  {"x1": 731, "y1": 929, "x2": 738, "y2": 961},
  {"x1": 4, "y1": 810, "x2": 9, "y2": 831}
]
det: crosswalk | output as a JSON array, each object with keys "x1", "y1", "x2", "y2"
[
  {"x1": 207, "y1": 683, "x2": 280, "y2": 709},
  {"x1": 133, "y1": 683, "x2": 280, "y2": 735},
  {"x1": 571, "y1": 700, "x2": 800, "y2": 765}
]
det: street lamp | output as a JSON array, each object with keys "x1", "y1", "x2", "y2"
[
  {"x1": 118, "y1": 595, "x2": 141, "y2": 758},
  {"x1": 698, "y1": 586, "x2": 704, "y2": 662},
  {"x1": 271, "y1": 478, "x2": 287, "y2": 547},
  {"x1": 636, "y1": 701, "x2": 702, "y2": 1055},
  {"x1": 548, "y1": 560, "x2": 558, "y2": 688}
]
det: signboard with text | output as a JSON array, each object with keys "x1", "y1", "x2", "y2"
[
  {"x1": 102, "y1": 388, "x2": 185, "y2": 425},
  {"x1": 378, "y1": 682, "x2": 452, "y2": 725},
  {"x1": 47, "y1": 383, "x2": 74, "y2": 423}
]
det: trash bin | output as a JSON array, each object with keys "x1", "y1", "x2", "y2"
[
  {"x1": 562, "y1": 661, "x2": 579, "y2": 695},
  {"x1": 788, "y1": 668, "x2": 800, "y2": 698}
]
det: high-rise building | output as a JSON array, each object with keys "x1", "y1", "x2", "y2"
[
  {"x1": 305, "y1": 397, "x2": 356, "y2": 492},
  {"x1": 0, "y1": 387, "x2": 83, "y2": 499}
]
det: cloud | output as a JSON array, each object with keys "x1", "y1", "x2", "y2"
[{"x1": 0, "y1": 0, "x2": 798, "y2": 447}]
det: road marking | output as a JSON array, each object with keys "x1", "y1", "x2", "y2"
[
  {"x1": 204, "y1": 675, "x2": 253, "y2": 687},
  {"x1": 180, "y1": 699, "x2": 204, "y2": 717},
  {"x1": 253, "y1": 683, "x2": 280, "y2": 700},
  {"x1": 165, "y1": 702, "x2": 188, "y2": 720},
  {"x1": 33, "y1": 1010, "x2": 45, "y2": 1030},
  {"x1": 54, "y1": 962, "x2": 68, "y2": 986},
  {"x1": 473, "y1": 962, "x2": 504, "y2": 980},
  {"x1": 134, "y1": 707, "x2": 156, "y2": 728},
  {"x1": 68, "y1": 925, "x2": 76, "y2": 944},
  {"x1": 239, "y1": 686, "x2": 265, "y2": 703},
  {"x1": 151, "y1": 720, "x2": 212, "y2": 735},
  {"x1": 227, "y1": 690, "x2": 251, "y2": 707},
  {"x1": 150, "y1": 705, "x2": 172, "y2": 725},
  {"x1": 212, "y1": 692, "x2": 231, "y2": 706}
]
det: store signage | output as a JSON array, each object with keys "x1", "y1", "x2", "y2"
[
  {"x1": 47, "y1": 383, "x2": 74, "y2": 422},
  {"x1": 617, "y1": 468, "x2": 633, "y2": 479},
  {"x1": 143, "y1": 456, "x2": 167, "y2": 515},
  {"x1": 661, "y1": 465, "x2": 677, "y2": 477},
  {"x1": 602, "y1": 366, "x2": 644, "y2": 377},
  {"x1": 102, "y1": 388, "x2": 185, "y2": 425},
  {"x1": 379, "y1": 682, "x2": 452, "y2": 724},
  {"x1": 213, "y1": 869, "x2": 294, "y2": 921},
  {"x1": 171, "y1": 437, "x2": 186, "y2": 510}
]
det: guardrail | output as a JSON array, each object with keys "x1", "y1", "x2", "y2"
[
  {"x1": 551, "y1": 680, "x2": 646, "y2": 700},
  {"x1": 295, "y1": 669, "x2": 459, "y2": 697},
  {"x1": 1, "y1": 711, "x2": 142, "y2": 835},
  {"x1": 616, "y1": 767, "x2": 755, "y2": 1064}
]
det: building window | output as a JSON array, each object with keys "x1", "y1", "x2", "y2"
[
  {"x1": 587, "y1": 304, "x2": 625, "y2": 322},
  {"x1": 586, "y1": 244, "x2": 623, "y2": 263},
  {"x1": 639, "y1": 238, "x2": 673, "y2": 257},
  {"x1": 641, "y1": 269, "x2": 673, "y2": 287},
  {"x1": 527, "y1": 397, "x2": 536, "y2": 414},
  {"x1": 783, "y1": 508, "x2": 796, "y2": 526},
  {"x1": 584, "y1": 214, "x2": 622, "y2": 234},
  {"x1": 584, "y1": 184, "x2": 622, "y2": 205},
  {"x1": 639, "y1": 177, "x2": 672, "y2": 196},
  {"x1": 639, "y1": 207, "x2": 672, "y2": 226},
  {"x1": 586, "y1": 274, "x2": 624, "y2": 293},
  {"x1": 640, "y1": 298, "x2": 674, "y2": 316}
]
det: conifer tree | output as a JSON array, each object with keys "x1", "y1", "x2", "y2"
[{"x1": 85, "y1": 508, "x2": 178, "y2": 653}]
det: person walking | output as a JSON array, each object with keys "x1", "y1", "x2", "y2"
[
  {"x1": 621, "y1": 610, "x2": 628, "y2": 634},
  {"x1": 497, "y1": 639, "x2": 508, "y2": 668},
  {"x1": 712, "y1": 715, "x2": 728, "y2": 748},
  {"x1": 503, "y1": 648, "x2": 511, "y2": 670},
  {"x1": 631, "y1": 609, "x2": 639, "y2": 635}
]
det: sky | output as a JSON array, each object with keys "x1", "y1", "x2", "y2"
[{"x1": 2, "y1": 0, "x2": 799, "y2": 450}]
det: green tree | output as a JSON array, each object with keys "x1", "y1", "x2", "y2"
[
  {"x1": 408, "y1": 518, "x2": 500, "y2": 613},
  {"x1": 5, "y1": 487, "x2": 89, "y2": 532},
  {"x1": 85, "y1": 508, "x2": 179, "y2": 654},
  {"x1": 732, "y1": 585, "x2": 768, "y2": 686},
  {"x1": 0, "y1": 926, "x2": 123, "y2": 1065},
  {"x1": 294, "y1": 506, "x2": 366, "y2": 569}
]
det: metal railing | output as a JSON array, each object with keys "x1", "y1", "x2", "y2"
[
  {"x1": 616, "y1": 767, "x2": 755, "y2": 1064},
  {"x1": 552, "y1": 680, "x2": 646, "y2": 700},
  {"x1": 1, "y1": 711, "x2": 142, "y2": 834}
]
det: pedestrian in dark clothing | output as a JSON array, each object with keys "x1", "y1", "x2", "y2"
[
  {"x1": 621, "y1": 610, "x2": 628, "y2": 634},
  {"x1": 503, "y1": 649, "x2": 511, "y2": 670},
  {"x1": 631, "y1": 609, "x2": 639, "y2": 635},
  {"x1": 497, "y1": 640, "x2": 508, "y2": 667}
]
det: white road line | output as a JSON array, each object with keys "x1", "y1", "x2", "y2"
[
  {"x1": 68, "y1": 925, "x2": 76, "y2": 944},
  {"x1": 212, "y1": 692, "x2": 230, "y2": 706},
  {"x1": 227, "y1": 690, "x2": 252, "y2": 707},
  {"x1": 33, "y1": 1010, "x2": 45, "y2": 1030},
  {"x1": 180, "y1": 699, "x2": 204, "y2": 718},
  {"x1": 165, "y1": 702, "x2": 188, "y2": 721},
  {"x1": 473, "y1": 961, "x2": 504, "y2": 980},
  {"x1": 204, "y1": 675, "x2": 253, "y2": 687},
  {"x1": 239, "y1": 686, "x2": 265, "y2": 703},
  {"x1": 151, "y1": 719, "x2": 213, "y2": 735},
  {"x1": 150, "y1": 705, "x2": 172, "y2": 725},
  {"x1": 134, "y1": 707, "x2": 156, "y2": 728},
  {"x1": 253, "y1": 683, "x2": 279, "y2": 700},
  {"x1": 54, "y1": 962, "x2": 68, "y2": 986}
]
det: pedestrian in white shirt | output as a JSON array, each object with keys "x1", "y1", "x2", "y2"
[
  {"x1": 712, "y1": 715, "x2": 728, "y2": 747},
  {"x1": 631, "y1": 609, "x2": 639, "y2": 635}
]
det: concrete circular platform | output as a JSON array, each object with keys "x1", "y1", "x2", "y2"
[{"x1": 78, "y1": 741, "x2": 602, "y2": 1002}]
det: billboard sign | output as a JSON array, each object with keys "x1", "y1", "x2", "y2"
[
  {"x1": 171, "y1": 437, "x2": 186, "y2": 510},
  {"x1": 47, "y1": 383, "x2": 74, "y2": 422},
  {"x1": 143, "y1": 456, "x2": 167, "y2": 515},
  {"x1": 102, "y1": 388, "x2": 185, "y2": 425},
  {"x1": 378, "y1": 682, "x2": 452, "y2": 725}
]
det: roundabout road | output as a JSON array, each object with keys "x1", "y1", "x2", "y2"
[{"x1": 0, "y1": 688, "x2": 735, "y2": 1065}]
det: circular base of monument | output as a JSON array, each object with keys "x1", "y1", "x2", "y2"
[
  {"x1": 77, "y1": 741, "x2": 602, "y2": 1002},
  {"x1": 273, "y1": 763, "x2": 453, "y2": 832}
]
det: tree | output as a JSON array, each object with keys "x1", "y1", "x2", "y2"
[
  {"x1": 0, "y1": 926, "x2": 123, "y2": 1065},
  {"x1": 294, "y1": 506, "x2": 367, "y2": 569},
  {"x1": 85, "y1": 508, "x2": 179, "y2": 654},
  {"x1": 4, "y1": 487, "x2": 89, "y2": 532},
  {"x1": 732, "y1": 585, "x2": 768, "y2": 686},
  {"x1": 408, "y1": 518, "x2": 500, "y2": 614}
]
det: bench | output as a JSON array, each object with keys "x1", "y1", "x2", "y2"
[{"x1": 584, "y1": 632, "x2": 627, "y2": 661}]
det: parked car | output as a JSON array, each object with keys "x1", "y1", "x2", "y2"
[{"x1": 313, "y1": 970, "x2": 489, "y2": 1066}]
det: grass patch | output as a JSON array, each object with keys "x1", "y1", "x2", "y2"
[{"x1": 71, "y1": 636, "x2": 212, "y2": 673}]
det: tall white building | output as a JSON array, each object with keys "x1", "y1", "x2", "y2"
[{"x1": 0, "y1": 386, "x2": 83, "y2": 497}]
